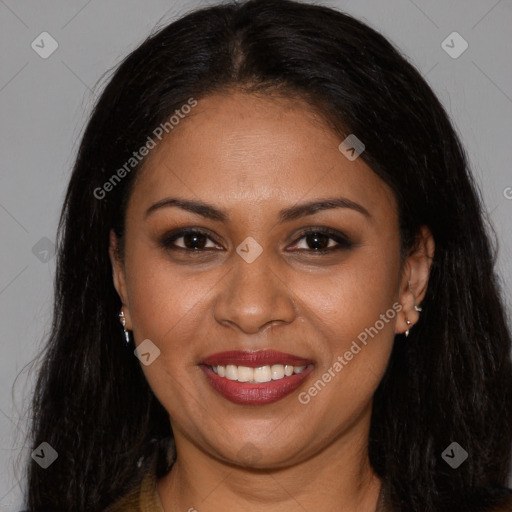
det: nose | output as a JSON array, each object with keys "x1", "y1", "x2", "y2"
[{"x1": 213, "y1": 248, "x2": 297, "y2": 335}]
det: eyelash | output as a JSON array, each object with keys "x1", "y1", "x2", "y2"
[{"x1": 159, "y1": 227, "x2": 353, "y2": 255}]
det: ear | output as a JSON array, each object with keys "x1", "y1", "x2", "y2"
[
  {"x1": 108, "y1": 229, "x2": 132, "y2": 329},
  {"x1": 395, "y1": 225, "x2": 435, "y2": 335}
]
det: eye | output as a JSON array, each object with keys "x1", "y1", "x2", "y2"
[
  {"x1": 290, "y1": 228, "x2": 353, "y2": 253},
  {"x1": 159, "y1": 228, "x2": 221, "y2": 251},
  {"x1": 159, "y1": 227, "x2": 353, "y2": 254}
]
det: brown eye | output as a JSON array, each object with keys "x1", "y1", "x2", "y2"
[
  {"x1": 159, "y1": 227, "x2": 353, "y2": 255},
  {"x1": 291, "y1": 228, "x2": 353, "y2": 253},
  {"x1": 160, "y1": 229, "x2": 219, "y2": 251}
]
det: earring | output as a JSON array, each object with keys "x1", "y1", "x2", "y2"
[
  {"x1": 405, "y1": 281, "x2": 423, "y2": 337},
  {"x1": 119, "y1": 310, "x2": 131, "y2": 346},
  {"x1": 405, "y1": 319, "x2": 412, "y2": 337}
]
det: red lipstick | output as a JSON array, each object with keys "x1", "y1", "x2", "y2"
[
  {"x1": 201, "y1": 350, "x2": 312, "y2": 367},
  {"x1": 199, "y1": 350, "x2": 314, "y2": 405}
]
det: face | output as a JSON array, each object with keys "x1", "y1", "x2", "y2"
[{"x1": 110, "y1": 91, "x2": 432, "y2": 468}]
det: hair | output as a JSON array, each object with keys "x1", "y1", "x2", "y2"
[{"x1": 22, "y1": 1, "x2": 512, "y2": 511}]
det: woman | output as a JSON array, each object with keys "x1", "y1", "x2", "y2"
[{"x1": 25, "y1": 0, "x2": 512, "y2": 510}]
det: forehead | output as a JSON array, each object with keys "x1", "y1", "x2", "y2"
[{"x1": 128, "y1": 91, "x2": 396, "y2": 224}]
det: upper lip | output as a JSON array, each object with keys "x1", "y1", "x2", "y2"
[{"x1": 201, "y1": 350, "x2": 314, "y2": 367}]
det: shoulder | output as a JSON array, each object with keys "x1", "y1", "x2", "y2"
[
  {"x1": 106, "y1": 485, "x2": 140, "y2": 512},
  {"x1": 488, "y1": 493, "x2": 512, "y2": 512},
  {"x1": 480, "y1": 489, "x2": 512, "y2": 512},
  {"x1": 105, "y1": 470, "x2": 164, "y2": 512}
]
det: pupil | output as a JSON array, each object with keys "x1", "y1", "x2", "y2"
[
  {"x1": 184, "y1": 233, "x2": 206, "y2": 249},
  {"x1": 307, "y1": 232, "x2": 328, "y2": 250}
]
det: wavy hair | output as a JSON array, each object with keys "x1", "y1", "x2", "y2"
[{"x1": 24, "y1": 1, "x2": 512, "y2": 510}]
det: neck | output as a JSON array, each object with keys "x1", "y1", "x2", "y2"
[{"x1": 157, "y1": 408, "x2": 383, "y2": 511}]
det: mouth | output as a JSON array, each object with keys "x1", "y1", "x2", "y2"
[{"x1": 199, "y1": 350, "x2": 315, "y2": 405}]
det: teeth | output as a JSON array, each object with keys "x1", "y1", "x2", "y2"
[
  {"x1": 209, "y1": 364, "x2": 309, "y2": 382},
  {"x1": 271, "y1": 364, "x2": 285, "y2": 380},
  {"x1": 225, "y1": 364, "x2": 238, "y2": 381},
  {"x1": 254, "y1": 366, "x2": 272, "y2": 382},
  {"x1": 237, "y1": 366, "x2": 254, "y2": 382}
]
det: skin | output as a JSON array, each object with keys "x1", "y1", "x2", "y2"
[{"x1": 109, "y1": 91, "x2": 434, "y2": 511}]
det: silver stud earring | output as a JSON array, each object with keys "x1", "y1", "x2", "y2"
[
  {"x1": 119, "y1": 310, "x2": 131, "y2": 346},
  {"x1": 405, "y1": 319, "x2": 412, "y2": 337},
  {"x1": 414, "y1": 304, "x2": 423, "y2": 312}
]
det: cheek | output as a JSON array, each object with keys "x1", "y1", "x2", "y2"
[
  {"x1": 297, "y1": 241, "x2": 399, "y2": 404},
  {"x1": 123, "y1": 247, "x2": 208, "y2": 418},
  {"x1": 302, "y1": 236, "x2": 401, "y2": 337},
  {"x1": 122, "y1": 243, "x2": 225, "y2": 408},
  {"x1": 124, "y1": 243, "x2": 213, "y2": 342}
]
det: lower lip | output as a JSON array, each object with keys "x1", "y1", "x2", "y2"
[{"x1": 199, "y1": 364, "x2": 314, "y2": 405}]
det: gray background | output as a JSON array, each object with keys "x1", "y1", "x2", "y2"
[{"x1": 1, "y1": 0, "x2": 511, "y2": 509}]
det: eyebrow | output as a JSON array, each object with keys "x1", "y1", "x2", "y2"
[{"x1": 145, "y1": 196, "x2": 371, "y2": 223}]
